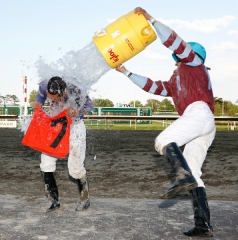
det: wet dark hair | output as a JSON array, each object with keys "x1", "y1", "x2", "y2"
[{"x1": 47, "y1": 76, "x2": 66, "y2": 95}]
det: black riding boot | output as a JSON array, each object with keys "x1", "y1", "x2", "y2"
[
  {"x1": 75, "y1": 174, "x2": 90, "y2": 211},
  {"x1": 162, "y1": 142, "x2": 198, "y2": 199},
  {"x1": 42, "y1": 171, "x2": 60, "y2": 212},
  {"x1": 184, "y1": 187, "x2": 213, "y2": 237}
]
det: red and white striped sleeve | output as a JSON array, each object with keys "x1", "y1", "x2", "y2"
[
  {"x1": 152, "y1": 21, "x2": 203, "y2": 66},
  {"x1": 123, "y1": 70, "x2": 169, "y2": 96}
]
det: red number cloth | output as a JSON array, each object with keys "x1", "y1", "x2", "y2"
[{"x1": 22, "y1": 107, "x2": 72, "y2": 158}]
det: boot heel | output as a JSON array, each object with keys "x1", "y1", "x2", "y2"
[
  {"x1": 46, "y1": 200, "x2": 60, "y2": 212},
  {"x1": 162, "y1": 181, "x2": 198, "y2": 199}
]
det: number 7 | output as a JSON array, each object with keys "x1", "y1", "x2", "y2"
[{"x1": 50, "y1": 116, "x2": 68, "y2": 148}]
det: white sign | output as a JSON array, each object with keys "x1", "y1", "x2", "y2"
[{"x1": 0, "y1": 120, "x2": 17, "y2": 128}]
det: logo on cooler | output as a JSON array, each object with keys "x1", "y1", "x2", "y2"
[
  {"x1": 125, "y1": 38, "x2": 134, "y2": 51},
  {"x1": 108, "y1": 48, "x2": 119, "y2": 63}
]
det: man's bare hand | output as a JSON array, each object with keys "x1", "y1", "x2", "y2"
[
  {"x1": 134, "y1": 7, "x2": 152, "y2": 20},
  {"x1": 31, "y1": 101, "x2": 42, "y2": 111},
  {"x1": 115, "y1": 65, "x2": 127, "y2": 73}
]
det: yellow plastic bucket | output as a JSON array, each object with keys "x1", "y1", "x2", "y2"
[{"x1": 93, "y1": 10, "x2": 157, "y2": 68}]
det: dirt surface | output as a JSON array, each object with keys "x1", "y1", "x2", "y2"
[{"x1": 0, "y1": 128, "x2": 237, "y2": 201}]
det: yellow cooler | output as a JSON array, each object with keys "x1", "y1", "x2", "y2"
[{"x1": 93, "y1": 10, "x2": 157, "y2": 68}]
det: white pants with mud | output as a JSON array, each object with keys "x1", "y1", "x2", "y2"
[
  {"x1": 40, "y1": 120, "x2": 90, "y2": 212},
  {"x1": 155, "y1": 101, "x2": 216, "y2": 188},
  {"x1": 40, "y1": 120, "x2": 86, "y2": 179}
]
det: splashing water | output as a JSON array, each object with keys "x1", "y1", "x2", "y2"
[
  {"x1": 35, "y1": 41, "x2": 111, "y2": 91},
  {"x1": 20, "y1": 42, "x2": 112, "y2": 133},
  {"x1": 19, "y1": 115, "x2": 32, "y2": 133},
  {"x1": 36, "y1": 41, "x2": 112, "y2": 115}
]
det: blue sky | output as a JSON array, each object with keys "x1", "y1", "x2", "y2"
[{"x1": 1, "y1": 0, "x2": 238, "y2": 106}]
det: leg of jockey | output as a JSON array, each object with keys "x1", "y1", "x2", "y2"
[
  {"x1": 184, "y1": 187, "x2": 213, "y2": 237},
  {"x1": 75, "y1": 174, "x2": 90, "y2": 211},
  {"x1": 41, "y1": 171, "x2": 60, "y2": 212},
  {"x1": 68, "y1": 121, "x2": 90, "y2": 211},
  {"x1": 40, "y1": 154, "x2": 59, "y2": 212},
  {"x1": 162, "y1": 142, "x2": 198, "y2": 199}
]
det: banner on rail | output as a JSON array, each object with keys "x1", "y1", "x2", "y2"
[{"x1": 0, "y1": 120, "x2": 17, "y2": 128}]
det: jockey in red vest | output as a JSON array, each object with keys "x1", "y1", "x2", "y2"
[{"x1": 116, "y1": 7, "x2": 215, "y2": 238}]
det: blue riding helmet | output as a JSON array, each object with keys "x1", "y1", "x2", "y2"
[{"x1": 172, "y1": 42, "x2": 206, "y2": 63}]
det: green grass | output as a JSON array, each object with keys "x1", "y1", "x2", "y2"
[{"x1": 84, "y1": 120, "x2": 237, "y2": 131}]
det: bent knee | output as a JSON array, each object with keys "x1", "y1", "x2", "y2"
[
  {"x1": 155, "y1": 136, "x2": 168, "y2": 155},
  {"x1": 40, "y1": 154, "x2": 57, "y2": 172}
]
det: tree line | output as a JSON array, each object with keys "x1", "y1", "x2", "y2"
[
  {"x1": 1, "y1": 91, "x2": 238, "y2": 117},
  {"x1": 0, "y1": 94, "x2": 20, "y2": 105}
]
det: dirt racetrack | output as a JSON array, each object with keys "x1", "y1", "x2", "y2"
[{"x1": 0, "y1": 128, "x2": 237, "y2": 202}]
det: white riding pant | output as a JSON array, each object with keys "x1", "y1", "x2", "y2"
[
  {"x1": 155, "y1": 101, "x2": 216, "y2": 187},
  {"x1": 40, "y1": 120, "x2": 87, "y2": 179}
]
